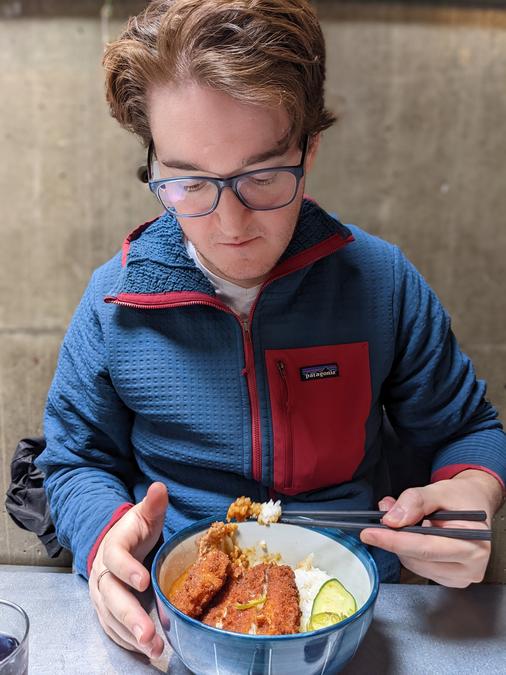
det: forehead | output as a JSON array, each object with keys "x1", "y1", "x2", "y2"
[{"x1": 147, "y1": 82, "x2": 292, "y2": 172}]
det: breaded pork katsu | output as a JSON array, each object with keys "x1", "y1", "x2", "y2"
[
  {"x1": 201, "y1": 562, "x2": 300, "y2": 635},
  {"x1": 167, "y1": 519, "x2": 301, "y2": 634},
  {"x1": 169, "y1": 547, "x2": 230, "y2": 618}
]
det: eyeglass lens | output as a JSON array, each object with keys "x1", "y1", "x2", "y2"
[{"x1": 156, "y1": 170, "x2": 299, "y2": 215}]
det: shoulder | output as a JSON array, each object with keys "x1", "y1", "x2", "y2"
[
  {"x1": 90, "y1": 251, "x2": 123, "y2": 297},
  {"x1": 63, "y1": 252, "x2": 123, "y2": 334},
  {"x1": 343, "y1": 224, "x2": 432, "y2": 289},
  {"x1": 329, "y1": 222, "x2": 440, "y2": 314},
  {"x1": 344, "y1": 223, "x2": 400, "y2": 263},
  {"x1": 334, "y1": 222, "x2": 404, "y2": 293}
]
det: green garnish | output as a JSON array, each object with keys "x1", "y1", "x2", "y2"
[
  {"x1": 235, "y1": 595, "x2": 267, "y2": 610},
  {"x1": 307, "y1": 612, "x2": 346, "y2": 632},
  {"x1": 308, "y1": 578, "x2": 356, "y2": 631}
]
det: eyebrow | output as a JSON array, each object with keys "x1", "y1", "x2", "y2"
[{"x1": 159, "y1": 133, "x2": 293, "y2": 173}]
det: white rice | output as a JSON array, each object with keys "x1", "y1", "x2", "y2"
[
  {"x1": 294, "y1": 566, "x2": 332, "y2": 632},
  {"x1": 258, "y1": 499, "x2": 282, "y2": 525}
]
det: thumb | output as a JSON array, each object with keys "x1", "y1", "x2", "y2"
[
  {"x1": 130, "y1": 482, "x2": 169, "y2": 571},
  {"x1": 381, "y1": 487, "x2": 429, "y2": 527},
  {"x1": 138, "y1": 482, "x2": 169, "y2": 527}
]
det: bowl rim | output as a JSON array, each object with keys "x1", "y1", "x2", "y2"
[{"x1": 151, "y1": 517, "x2": 379, "y2": 641}]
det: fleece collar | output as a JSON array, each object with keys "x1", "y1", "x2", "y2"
[{"x1": 106, "y1": 198, "x2": 353, "y2": 300}]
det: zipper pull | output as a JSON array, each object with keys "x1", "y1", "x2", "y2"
[{"x1": 277, "y1": 360, "x2": 286, "y2": 377}]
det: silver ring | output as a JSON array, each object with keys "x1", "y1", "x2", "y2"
[{"x1": 96, "y1": 568, "x2": 112, "y2": 591}]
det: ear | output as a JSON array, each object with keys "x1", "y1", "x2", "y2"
[{"x1": 305, "y1": 133, "x2": 321, "y2": 172}]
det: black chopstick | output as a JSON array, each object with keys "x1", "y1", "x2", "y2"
[
  {"x1": 280, "y1": 517, "x2": 491, "y2": 541},
  {"x1": 282, "y1": 510, "x2": 487, "y2": 522}
]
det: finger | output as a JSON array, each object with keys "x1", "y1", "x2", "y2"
[
  {"x1": 102, "y1": 542, "x2": 151, "y2": 593},
  {"x1": 97, "y1": 611, "x2": 145, "y2": 654},
  {"x1": 359, "y1": 527, "x2": 482, "y2": 563},
  {"x1": 99, "y1": 572, "x2": 163, "y2": 656},
  {"x1": 97, "y1": 605, "x2": 147, "y2": 655},
  {"x1": 98, "y1": 602, "x2": 165, "y2": 658},
  {"x1": 378, "y1": 496, "x2": 396, "y2": 511},
  {"x1": 398, "y1": 557, "x2": 487, "y2": 587},
  {"x1": 101, "y1": 597, "x2": 165, "y2": 659}
]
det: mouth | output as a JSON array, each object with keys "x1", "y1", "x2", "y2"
[{"x1": 220, "y1": 237, "x2": 260, "y2": 248}]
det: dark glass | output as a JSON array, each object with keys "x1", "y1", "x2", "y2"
[
  {"x1": 0, "y1": 601, "x2": 29, "y2": 675},
  {"x1": 0, "y1": 634, "x2": 19, "y2": 662}
]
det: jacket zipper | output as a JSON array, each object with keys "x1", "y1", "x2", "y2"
[
  {"x1": 107, "y1": 295, "x2": 263, "y2": 482},
  {"x1": 243, "y1": 319, "x2": 262, "y2": 481},
  {"x1": 239, "y1": 232, "x2": 352, "y2": 485},
  {"x1": 276, "y1": 360, "x2": 293, "y2": 488},
  {"x1": 104, "y1": 297, "x2": 221, "y2": 311}
]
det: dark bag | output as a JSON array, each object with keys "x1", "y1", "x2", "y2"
[{"x1": 5, "y1": 437, "x2": 63, "y2": 558}]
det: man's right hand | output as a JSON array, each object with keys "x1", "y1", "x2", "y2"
[{"x1": 89, "y1": 482, "x2": 168, "y2": 658}]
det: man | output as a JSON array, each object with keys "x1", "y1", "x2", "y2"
[{"x1": 36, "y1": 0, "x2": 505, "y2": 660}]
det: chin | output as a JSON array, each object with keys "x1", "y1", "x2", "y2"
[
  {"x1": 208, "y1": 257, "x2": 270, "y2": 283},
  {"x1": 225, "y1": 273, "x2": 267, "y2": 286}
]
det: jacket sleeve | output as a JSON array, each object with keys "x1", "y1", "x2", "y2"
[
  {"x1": 36, "y1": 271, "x2": 137, "y2": 578},
  {"x1": 383, "y1": 246, "x2": 506, "y2": 490}
]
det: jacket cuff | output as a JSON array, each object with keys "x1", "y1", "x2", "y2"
[
  {"x1": 431, "y1": 464, "x2": 505, "y2": 492},
  {"x1": 430, "y1": 428, "x2": 506, "y2": 492},
  {"x1": 86, "y1": 502, "x2": 134, "y2": 576}
]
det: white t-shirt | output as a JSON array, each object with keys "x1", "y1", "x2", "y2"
[{"x1": 185, "y1": 239, "x2": 261, "y2": 319}]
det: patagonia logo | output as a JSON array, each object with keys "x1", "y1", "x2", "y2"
[{"x1": 300, "y1": 363, "x2": 339, "y2": 381}]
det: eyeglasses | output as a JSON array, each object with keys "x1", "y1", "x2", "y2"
[{"x1": 146, "y1": 136, "x2": 308, "y2": 217}]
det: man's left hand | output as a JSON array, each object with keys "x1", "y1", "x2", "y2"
[{"x1": 360, "y1": 470, "x2": 504, "y2": 587}]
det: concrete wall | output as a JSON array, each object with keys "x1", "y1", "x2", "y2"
[{"x1": 1, "y1": 2, "x2": 505, "y2": 580}]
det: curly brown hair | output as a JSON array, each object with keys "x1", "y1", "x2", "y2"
[{"x1": 103, "y1": 0, "x2": 336, "y2": 148}]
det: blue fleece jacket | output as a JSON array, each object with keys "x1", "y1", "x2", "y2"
[{"x1": 36, "y1": 199, "x2": 506, "y2": 580}]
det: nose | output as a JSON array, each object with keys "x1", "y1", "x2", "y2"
[{"x1": 214, "y1": 187, "x2": 252, "y2": 239}]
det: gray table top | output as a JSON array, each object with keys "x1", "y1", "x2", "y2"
[{"x1": 0, "y1": 567, "x2": 504, "y2": 674}]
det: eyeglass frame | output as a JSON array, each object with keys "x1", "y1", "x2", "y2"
[{"x1": 145, "y1": 135, "x2": 309, "y2": 217}]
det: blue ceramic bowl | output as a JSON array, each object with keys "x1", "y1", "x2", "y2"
[{"x1": 152, "y1": 518, "x2": 379, "y2": 675}]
